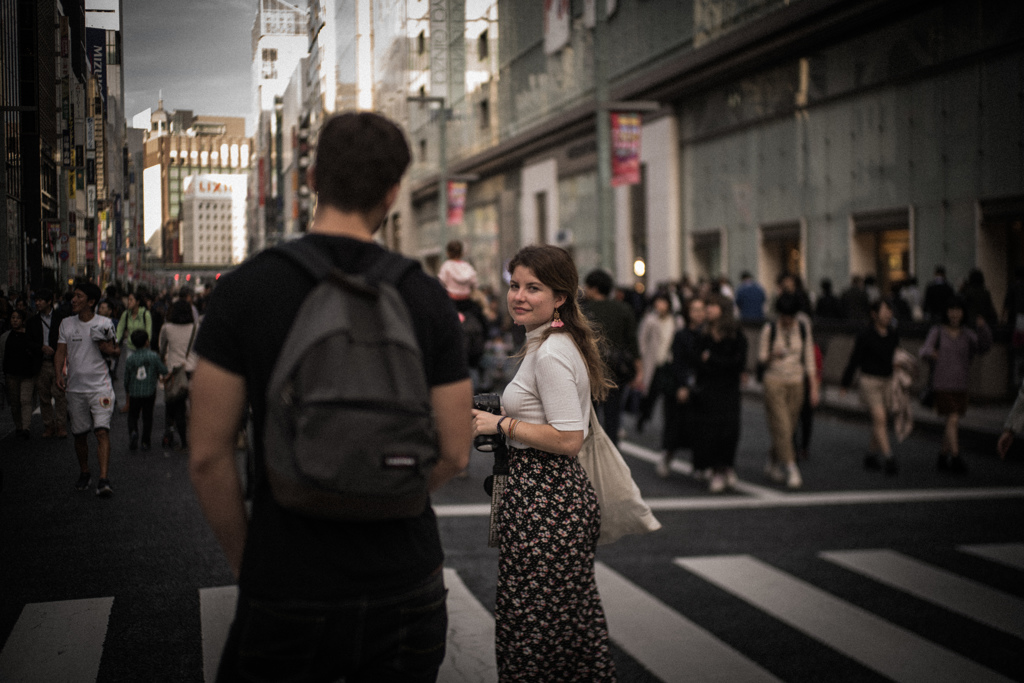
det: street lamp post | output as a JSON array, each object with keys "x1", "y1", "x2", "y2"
[{"x1": 408, "y1": 96, "x2": 449, "y2": 253}]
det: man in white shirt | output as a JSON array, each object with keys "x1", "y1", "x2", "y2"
[{"x1": 54, "y1": 282, "x2": 120, "y2": 497}]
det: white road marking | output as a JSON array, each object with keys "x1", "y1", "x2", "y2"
[
  {"x1": 595, "y1": 562, "x2": 781, "y2": 682},
  {"x1": 959, "y1": 543, "x2": 1024, "y2": 571},
  {"x1": 439, "y1": 568, "x2": 497, "y2": 683},
  {"x1": 618, "y1": 441, "x2": 784, "y2": 498},
  {"x1": 434, "y1": 487, "x2": 1024, "y2": 516},
  {"x1": 821, "y1": 549, "x2": 1024, "y2": 638},
  {"x1": 0, "y1": 597, "x2": 113, "y2": 683},
  {"x1": 675, "y1": 555, "x2": 1014, "y2": 683},
  {"x1": 199, "y1": 585, "x2": 238, "y2": 682}
]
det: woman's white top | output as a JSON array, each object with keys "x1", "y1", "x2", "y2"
[{"x1": 502, "y1": 326, "x2": 591, "y2": 450}]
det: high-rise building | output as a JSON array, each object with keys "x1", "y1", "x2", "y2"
[
  {"x1": 180, "y1": 175, "x2": 246, "y2": 266},
  {"x1": 249, "y1": 0, "x2": 308, "y2": 253}
]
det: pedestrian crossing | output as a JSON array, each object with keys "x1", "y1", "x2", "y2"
[{"x1": 1, "y1": 544, "x2": 1021, "y2": 682}]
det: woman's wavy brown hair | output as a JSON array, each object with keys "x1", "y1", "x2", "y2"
[{"x1": 508, "y1": 245, "x2": 614, "y2": 402}]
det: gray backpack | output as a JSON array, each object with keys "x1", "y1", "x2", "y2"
[{"x1": 264, "y1": 239, "x2": 438, "y2": 520}]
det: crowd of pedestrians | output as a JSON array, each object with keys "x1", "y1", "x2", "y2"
[{"x1": 1, "y1": 281, "x2": 205, "y2": 497}]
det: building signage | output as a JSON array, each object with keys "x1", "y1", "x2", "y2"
[
  {"x1": 86, "y1": 27, "x2": 107, "y2": 112},
  {"x1": 429, "y1": 0, "x2": 448, "y2": 98},
  {"x1": 86, "y1": 118, "x2": 95, "y2": 151},
  {"x1": 544, "y1": 0, "x2": 571, "y2": 55},
  {"x1": 87, "y1": 185, "x2": 96, "y2": 217},
  {"x1": 447, "y1": 181, "x2": 466, "y2": 225},
  {"x1": 610, "y1": 112, "x2": 642, "y2": 187}
]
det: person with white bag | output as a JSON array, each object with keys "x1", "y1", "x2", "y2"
[{"x1": 471, "y1": 245, "x2": 628, "y2": 681}]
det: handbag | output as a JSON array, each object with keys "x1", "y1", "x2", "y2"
[
  {"x1": 165, "y1": 365, "x2": 189, "y2": 401},
  {"x1": 578, "y1": 409, "x2": 661, "y2": 545}
]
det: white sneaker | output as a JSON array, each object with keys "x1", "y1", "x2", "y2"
[
  {"x1": 786, "y1": 463, "x2": 802, "y2": 489},
  {"x1": 725, "y1": 469, "x2": 738, "y2": 489},
  {"x1": 765, "y1": 461, "x2": 785, "y2": 483},
  {"x1": 655, "y1": 459, "x2": 670, "y2": 479},
  {"x1": 709, "y1": 473, "x2": 727, "y2": 493}
]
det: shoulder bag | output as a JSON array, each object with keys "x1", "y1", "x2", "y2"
[{"x1": 578, "y1": 409, "x2": 661, "y2": 545}]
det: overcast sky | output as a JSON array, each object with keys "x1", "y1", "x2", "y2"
[{"x1": 121, "y1": 0, "x2": 263, "y2": 124}]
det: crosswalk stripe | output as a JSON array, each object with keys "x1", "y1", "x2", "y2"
[
  {"x1": 821, "y1": 549, "x2": 1024, "y2": 639},
  {"x1": 199, "y1": 586, "x2": 239, "y2": 683},
  {"x1": 0, "y1": 597, "x2": 113, "y2": 683},
  {"x1": 439, "y1": 568, "x2": 498, "y2": 683},
  {"x1": 959, "y1": 543, "x2": 1024, "y2": 571},
  {"x1": 675, "y1": 555, "x2": 1014, "y2": 683},
  {"x1": 595, "y1": 562, "x2": 781, "y2": 682}
]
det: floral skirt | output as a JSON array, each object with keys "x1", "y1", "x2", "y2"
[{"x1": 495, "y1": 447, "x2": 617, "y2": 682}]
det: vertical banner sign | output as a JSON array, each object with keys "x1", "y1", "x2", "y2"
[
  {"x1": 447, "y1": 0, "x2": 465, "y2": 106},
  {"x1": 86, "y1": 119, "x2": 95, "y2": 150},
  {"x1": 87, "y1": 186, "x2": 97, "y2": 217},
  {"x1": 447, "y1": 181, "x2": 467, "y2": 225},
  {"x1": 60, "y1": 17, "x2": 69, "y2": 77},
  {"x1": 86, "y1": 27, "x2": 107, "y2": 112},
  {"x1": 429, "y1": 0, "x2": 448, "y2": 99},
  {"x1": 610, "y1": 112, "x2": 642, "y2": 187},
  {"x1": 544, "y1": 0, "x2": 571, "y2": 55}
]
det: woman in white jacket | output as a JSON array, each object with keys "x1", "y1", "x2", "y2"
[{"x1": 159, "y1": 299, "x2": 198, "y2": 449}]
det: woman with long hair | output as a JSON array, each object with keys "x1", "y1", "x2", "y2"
[
  {"x1": 471, "y1": 244, "x2": 617, "y2": 681},
  {"x1": 659, "y1": 296, "x2": 707, "y2": 478},
  {"x1": 636, "y1": 292, "x2": 681, "y2": 433},
  {"x1": 158, "y1": 299, "x2": 198, "y2": 450},
  {"x1": 691, "y1": 294, "x2": 748, "y2": 492}
]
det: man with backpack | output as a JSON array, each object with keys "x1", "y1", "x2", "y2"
[{"x1": 188, "y1": 112, "x2": 473, "y2": 681}]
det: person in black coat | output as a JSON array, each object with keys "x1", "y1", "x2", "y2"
[
  {"x1": 1, "y1": 309, "x2": 43, "y2": 437},
  {"x1": 691, "y1": 295, "x2": 748, "y2": 492},
  {"x1": 658, "y1": 296, "x2": 706, "y2": 478}
]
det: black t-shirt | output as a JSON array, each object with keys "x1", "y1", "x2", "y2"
[{"x1": 194, "y1": 233, "x2": 468, "y2": 600}]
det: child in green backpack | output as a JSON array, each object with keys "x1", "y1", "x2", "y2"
[{"x1": 123, "y1": 330, "x2": 167, "y2": 451}]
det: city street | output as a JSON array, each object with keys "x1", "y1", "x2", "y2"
[{"x1": 1, "y1": 389, "x2": 1023, "y2": 682}]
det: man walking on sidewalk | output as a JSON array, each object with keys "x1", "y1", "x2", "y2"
[
  {"x1": 189, "y1": 111, "x2": 472, "y2": 681},
  {"x1": 53, "y1": 282, "x2": 119, "y2": 497},
  {"x1": 28, "y1": 289, "x2": 68, "y2": 438}
]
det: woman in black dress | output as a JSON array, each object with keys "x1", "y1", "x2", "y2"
[{"x1": 691, "y1": 294, "x2": 748, "y2": 492}]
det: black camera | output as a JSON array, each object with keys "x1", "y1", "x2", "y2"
[{"x1": 473, "y1": 393, "x2": 503, "y2": 452}]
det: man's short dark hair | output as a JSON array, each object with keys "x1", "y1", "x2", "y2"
[
  {"x1": 130, "y1": 330, "x2": 149, "y2": 348},
  {"x1": 35, "y1": 288, "x2": 53, "y2": 302},
  {"x1": 313, "y1": 112, "x2": 411, "y2": 215},
  {"x1": 76, "y1": 282, "x2": 102, "y2": 309},
  {"x1": 584, "y1": 269, "x2": 614, "y2": 297}
]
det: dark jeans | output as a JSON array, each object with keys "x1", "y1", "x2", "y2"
[
  {"x1": 128, "y1": 394, "x2": 156, "y2": 444},
  {"x1": 164, "y1": 396, "x2": 188, "y2": 445},
  {"x1": 217, "y1": 571, "x2": 448, "y2": 683}
]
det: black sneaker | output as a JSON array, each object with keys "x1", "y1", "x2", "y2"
[
  {"x1": 936, "y1": 453, "x2": 950, "y2": 471},
  {"x1": 949, "y1": 456, "x2": 968, "y2": 474},
  {"x1": 140, "y1": 441, "x2": 151, "y2": 452},
  {"x1": 129, "y1": 432, "x2": 139, "y2": 451},
  {"x1": 76, "y1": 472, "x2": 92, "y2": 491},
  {"x1": 883, "y1": 457, "x2": 900, "y2": 475},
  {"x1": 863, "y1": 454, "x2": 882, "y2": 471},
  {"x1": 96, "y1": 478, "x2": 113, "y2": 497}
]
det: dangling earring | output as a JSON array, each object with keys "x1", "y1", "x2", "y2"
[{"x1": 551, "y1": 309, "x2": 564, "y2": 328}]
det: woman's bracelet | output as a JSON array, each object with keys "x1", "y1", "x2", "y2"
[
  {"x1": 510, "y1": 419, "x2": 521, "y2": 442},
  {"x1": 496, "y1": 416, "x2": 507, "y2": 438}
]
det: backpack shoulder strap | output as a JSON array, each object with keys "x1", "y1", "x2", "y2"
[
  {"x1": 271, "y1": 238, "x2": 334, "y2": 282},
  {"x1": 363, "y1": 250, "x2": 422, "y2": 288}
]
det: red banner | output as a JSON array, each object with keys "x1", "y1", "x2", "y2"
[
  {"x1": 610, "y1": 112, "x2": 642, "y2": 187},
  {"x1": 447, "y1": 181, "x2": 467, "y2": 226}
]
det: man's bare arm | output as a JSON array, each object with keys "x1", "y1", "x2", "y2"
[
  {"x1": 188, "y1": 359, "x2": 249, "y2": 578},
  {"x1": 54, "y1": 343, "x2": 67, "y2": 391},
  {"x1": 428, "y1": 378, "x2": 473, "y2": 491}
]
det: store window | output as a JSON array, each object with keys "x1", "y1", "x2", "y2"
[
  {"x1": 978, "y1": 196, "x2": 1024, "y2": 310},
  {"x1": 760, "y1": 220, "x2": 802, "y2": 295},
  {"x1": 691, "y1": 230, "x2": 723, "y2": 280},
  {"x1": 850, "y1": 208, "x2": 912, "y2": 298}
]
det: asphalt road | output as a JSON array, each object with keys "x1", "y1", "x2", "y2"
[{"x1": 1, "y1": 393, "x2": 1023, "y2": 682}]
